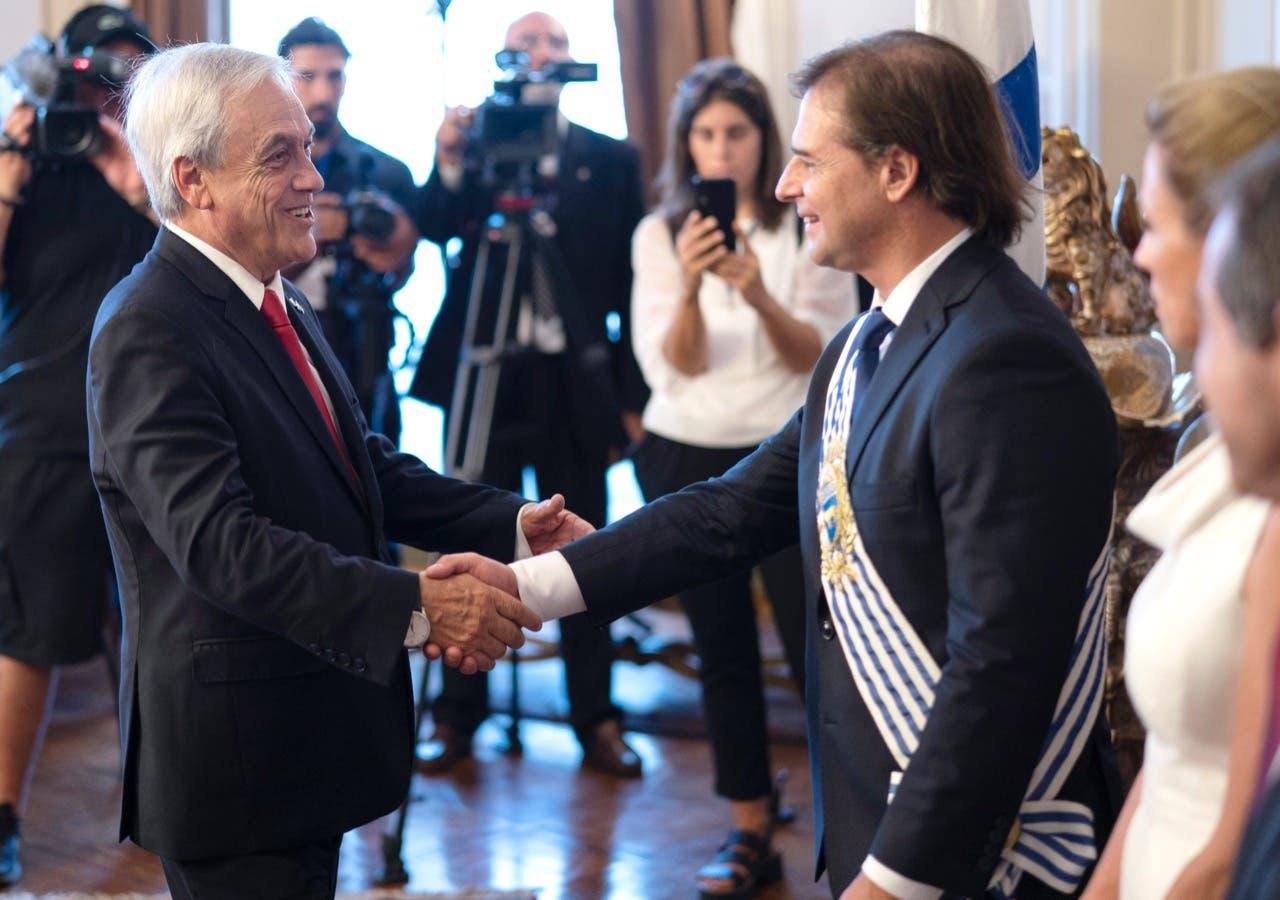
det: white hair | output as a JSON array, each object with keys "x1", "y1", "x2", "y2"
[{"x1": 124, "y1": 44, "x2": 292, "y2": 222}]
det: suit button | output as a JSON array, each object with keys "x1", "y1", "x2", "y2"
[
  {"x1": 352, "y1": 658, "x2": 367, "y2": 673},
  {"x1": 337, "y1": 653, "x2": 351, "y2": 668},
  {"x1": 820, "y1": 619, "x2": 835, "y2": 640}
]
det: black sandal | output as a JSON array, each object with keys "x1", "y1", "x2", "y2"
[{"x1": 695, "y1": 828, "x2": 783, "y2": 899}]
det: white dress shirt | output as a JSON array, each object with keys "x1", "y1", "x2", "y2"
[
  {"x1": 165, "y1": 222, "x2": 533, "y2": 646},
  {"x1": 513, "y1": 226, "x2": 975, "y2": 899},
  {"x1": 631, "y1": 212, "x2": 854, "y2": 447}
]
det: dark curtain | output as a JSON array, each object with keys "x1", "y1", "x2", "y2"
[
  {"x1": 129, "y1": 0, "x2": 229, "y2": 45},
  {"x1": 613, "y1": 0, "x2": 734, "y2": 204}
]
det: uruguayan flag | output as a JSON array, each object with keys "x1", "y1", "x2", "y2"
[{"x1": 916, "y1": 0, "x2": 1046, "y2": 285}]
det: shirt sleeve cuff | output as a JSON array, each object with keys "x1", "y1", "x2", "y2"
[
  {"x1": 861, "y1": 856, "x2": 944, "y2": 900},
  {"x1": 510, "y1": 552, "x2": 586, "y2": 622},
  {"x1": 514, "y1": 504, "x2": 534, "y2": 561}
]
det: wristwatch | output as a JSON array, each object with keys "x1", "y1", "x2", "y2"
[{"x1": 404, "y1": 609, "x2": 431, "y2": 647}]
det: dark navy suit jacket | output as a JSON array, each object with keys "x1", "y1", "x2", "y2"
[
  {"x1": 87, "y1": 228, "x2": 525, "y2": 859},
  {"x1": 559, "y1": 237, "x2": 1123, "y2": 896}
]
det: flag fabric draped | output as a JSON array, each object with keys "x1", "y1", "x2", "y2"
[{"x1": 916, "y1": 0, "x2": 1046, "y2": 285}]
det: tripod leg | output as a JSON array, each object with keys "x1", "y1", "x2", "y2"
[
  {"x1": 504, "y1": 648, "x2": 523, "y2": 755},
  {"x1": 376, "y1": 652, "x2": 435, "y2": 886}
]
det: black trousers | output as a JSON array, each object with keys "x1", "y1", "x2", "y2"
[
  {"x1": 633, "y1": 432, "x2": 806, "y2": 801},
  {"x1": 433, "y1": 351, "x2": 620, "y2": 741},
  {"x1": 161, "y1": 835, "x2": 342, "y2": 900}
]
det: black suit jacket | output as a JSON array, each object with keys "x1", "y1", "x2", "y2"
[
  {"x1": 559, "y1": 238, "x2": 1122, "y2": 895},
  {"x1": 408, "y1": 121, "x2": 647, "y2": 455},
  {"x1": 86, "y1": 229, "x2": 526, "y2": 860}
]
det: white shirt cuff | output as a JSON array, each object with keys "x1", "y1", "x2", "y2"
[
  {"x1": 514, "y1": 504, "x2": 534, "y2": 560},
  {"x1": 510, "y1": 551, "x2": 586, "y2": 622},
  {"x1": 861, "y1": 856, "x2": 943, "y2": 900}
]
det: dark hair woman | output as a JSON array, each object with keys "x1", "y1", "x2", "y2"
[{"x1": 629, "y1": 57, "x2": 856, "y2": 898}]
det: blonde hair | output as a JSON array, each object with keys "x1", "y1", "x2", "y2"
[{"x1": 1146, "y1": 66, "x2": 1280, "y2": 233}]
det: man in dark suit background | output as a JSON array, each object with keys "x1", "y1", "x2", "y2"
[
  {"x1": 430, "y1": 31, "x2": 1122, "y2": 899},
  {"x1": 86, "y1": 43, "x2": 582, "y2": 898},
  {"x1": 408, "y1": 11, "x2": 647, "y2": 779}
]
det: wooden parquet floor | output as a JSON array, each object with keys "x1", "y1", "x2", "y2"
[{"x1": 16, "y1": 648, "x2": 830, "y2": 899}]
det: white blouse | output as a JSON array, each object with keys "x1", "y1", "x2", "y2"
[{"x1": 630, "y1": 211, "x2": 856, "y2": 448}]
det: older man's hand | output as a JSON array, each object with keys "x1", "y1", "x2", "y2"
[
  {"x1": 422, "y1": 552, "x2": 533, "y2": 674},
  {"x1": 418, "y1": 567, "x2": 540, "y2": 675}
]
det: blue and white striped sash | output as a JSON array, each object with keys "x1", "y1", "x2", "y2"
[{"x1": 816, "y1": 313, "x2": 1111, "y2": 897}]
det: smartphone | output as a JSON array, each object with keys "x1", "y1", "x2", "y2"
[{"x1": 691, "y1": 176, "x2": 736, "y2": 252}]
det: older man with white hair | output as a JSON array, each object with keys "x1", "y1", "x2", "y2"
[{"x1": 85, "y1": 43, "x2": 579, "y2": 897}]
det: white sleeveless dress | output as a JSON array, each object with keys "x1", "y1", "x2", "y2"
[{"x1": 1120, "y1": 433, "x2": 1270, "y2": 899}]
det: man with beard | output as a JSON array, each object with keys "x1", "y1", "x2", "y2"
[{"x1": 279, "y1": 18, "x2": 419, "y2": 445}]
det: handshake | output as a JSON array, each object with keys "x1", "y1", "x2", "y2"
[{"x1": 415, "y1": 493, "x2": 590, "y2": 675}]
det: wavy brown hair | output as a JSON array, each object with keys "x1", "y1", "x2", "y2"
[
  {"x1": 792, "y1": 30, "x2": 1030, "y2": 249},
  {"x1": 655, "y1": 58, "x2": 790, "y2": 233}
]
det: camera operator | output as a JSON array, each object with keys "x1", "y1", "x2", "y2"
[
  {"x1": 279, "y1": 18, "x2": 419, "y2": 446},
  {"x1": 0, "y1": 6, "x2": 156, "y2": 886},
  {"x1": 409, "y1": 11, "x2": 648, "y2": 779}
]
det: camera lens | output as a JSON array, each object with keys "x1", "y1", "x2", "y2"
[
  {"x1": 348, "y1": 202, "x2": 396, "y2": 242},
  {"x1": 38, "y1": 108, "x2": 101, "y2": 160}
]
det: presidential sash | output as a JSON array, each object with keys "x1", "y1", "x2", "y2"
[{"x1": 816, "y1": 313, "x2": 1111, "y2": 896}]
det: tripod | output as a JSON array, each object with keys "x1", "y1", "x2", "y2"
[
  {"x1": 323, "y1": 257, "x2": 406, "y2": 447},
  {"x1": 444, "y1": 193, "x2": 568, "y2": 482},
  {"x1": 378, "y1": 191, "x2": 576, "y2": 886}
]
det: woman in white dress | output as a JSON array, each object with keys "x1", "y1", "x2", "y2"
[{"x1": 1084, "y1": 67, "x2": 1280, "y2": 900}]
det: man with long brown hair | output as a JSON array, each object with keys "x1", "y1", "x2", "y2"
[{"x1": 429, "y1": 30, "x2": 1122, "y2": 899}]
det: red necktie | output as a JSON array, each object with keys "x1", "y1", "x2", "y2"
[{"x1": 261, "y1": 288, "x2": 360, "y2": 488}]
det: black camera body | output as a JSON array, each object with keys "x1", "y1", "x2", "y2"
[
  {"x1": 342, "y1": 188, "x2": 398, "y2": 242},
  {"x1": 4, "y1": 36, "x2": 133, "y2": 161},
  {"x1": 467, "y1": 52, "x2": 597, "y2": 175}
]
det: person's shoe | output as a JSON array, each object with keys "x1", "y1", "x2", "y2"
[
  {"x1": 580, "y1": 719, "x2": 643, "y2": 778},
  {"x1": 0, "y1": 803, "x2": 21, "y2": 888},
  {"x1": 413, "y1": 724, "x2": 473, "y2": 775},
  {"x1": 695, "y1": 828, "x2": 782, "y2": 899}
]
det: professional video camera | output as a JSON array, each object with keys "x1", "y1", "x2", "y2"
[
  {"x1": 466, "y1": 49, "x2": 597, "y2": 173},
  {"x1": 2, "y1": 35, "x2": 132, "y2": 161}
]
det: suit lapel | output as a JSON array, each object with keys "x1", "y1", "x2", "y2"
[
  {"x1": 287, "y1": 293, "x2": 378, "y2": 518},
  {"x1": 154, "y1": 230, "x2": 368, "y2": 511},
  {"x1": 844, "y1": 237, "x2": 1005, "y2": 479}
]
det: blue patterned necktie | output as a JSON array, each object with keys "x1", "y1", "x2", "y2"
[{"x1": 850, "y1": 308, "x2": 897, "y2": 426}]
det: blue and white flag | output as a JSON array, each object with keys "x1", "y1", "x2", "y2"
[{"x1": 916, "y1": 0, "x2": 1046, "y2": 285}]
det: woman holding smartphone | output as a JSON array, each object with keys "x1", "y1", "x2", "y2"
[{"x1": 629, "y1": 58, "x2": 854, "y2": 898}]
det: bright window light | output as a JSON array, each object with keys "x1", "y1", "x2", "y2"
[{"x1": 229, "y1": 1, "x2": 642, "y2": 519}]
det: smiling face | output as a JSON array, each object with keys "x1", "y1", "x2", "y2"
[
  {"x1": 198, "y1": 77, "x2": 324, "y2": 280},
  {"x1": 1133, "y1": 143, "x2": 1204, "y2": 351},
  {"x1": 288, "y1": 43, "x2": 347, "y2": 139},
  {"x1": 687, "y1": 98, "x2": 763, "y2": 209},
  {"x1": 776, "y1": 80, "x2": 887, "y2": 273}
]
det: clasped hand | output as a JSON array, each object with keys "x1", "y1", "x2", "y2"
[{"x1": 420, "y1": 494, "x2": 593, "y2": 674}]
